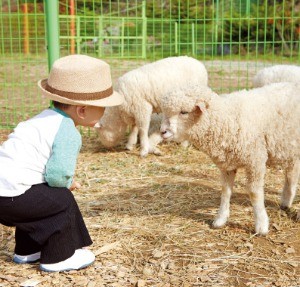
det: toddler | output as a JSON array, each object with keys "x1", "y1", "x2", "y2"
[{"x1": 0, "y1": 54, "x2": 124, "y2": 272}]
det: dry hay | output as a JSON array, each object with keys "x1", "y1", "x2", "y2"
[
  {"x1": 0, "y1": 59, "x2": 299, "y2": 286},
  {"x1": 0, "y1": 130, "x2": 299, "y2": 287}
]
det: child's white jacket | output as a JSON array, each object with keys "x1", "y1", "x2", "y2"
[{"x1": 0, "y1": 108, "x2": 81, "y2": 197}]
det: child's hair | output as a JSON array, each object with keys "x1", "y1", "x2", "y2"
[{"x1": 52, "y1": 101, "x2": 72, "y2": 110}]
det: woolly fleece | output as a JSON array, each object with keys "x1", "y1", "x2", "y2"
[{"x1": 160, "y1": 82, "x2": 300, "y2": 235}]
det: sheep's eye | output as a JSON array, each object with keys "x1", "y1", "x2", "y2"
[{"x1": 180, "y1": 111, "x2": 189, "y2": 115}]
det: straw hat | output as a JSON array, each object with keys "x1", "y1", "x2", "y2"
[{"x1": 38, "y1": 54, "x2": 124, "y2": 107}]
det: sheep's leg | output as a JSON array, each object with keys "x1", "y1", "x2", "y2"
[
  {"x1": 148, "y1": 131, "x2": 163, "y2": 155},
  {"x1": 139, "y1": 125, "x2": 150, "y2": 157},
  {"x1": 180, "y1": 140, "x2": 190, "y2": 148},
  {"x1": 280, "y1": 160, "x2": 300, "y2": 209},
  {"x1": 137, "y1": 107, "x2": 152, "y2": 157},
  {"x1": 213, "y1": 170, "x2": 236, "y2": 228},
  {"x1": 126, "y1": 126, "x2": 139, "y2": 151},
  {"x1": 246, "y1": 167, "x2": 269, "y2": 235}
]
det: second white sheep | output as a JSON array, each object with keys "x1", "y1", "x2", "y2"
[
  {"x1": 95, "y1": 56, "x2": 208, "y2": 157},
  {"x1": 252, "y1": 64, "x2": 300, "y2": 87}
]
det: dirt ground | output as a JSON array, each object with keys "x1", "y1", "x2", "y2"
[
  {"x1": 0, "y1": 59, "x2": 299, "y2": 286},
  {"x1": 0, "y1": 130, "x2": 299, "y2": 287}
]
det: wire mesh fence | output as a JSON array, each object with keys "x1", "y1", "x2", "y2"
[{"x1": 0, "y1": 0, "x2": 300, "y2": 129}]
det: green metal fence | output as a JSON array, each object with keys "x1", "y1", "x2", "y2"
[{"x1": 0, "y1": 0, "x2": 300, "y2": 129}]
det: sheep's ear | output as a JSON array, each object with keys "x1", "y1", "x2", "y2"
[{"x1": 195, "y1": 101, "x2": 206, "y2": 114}]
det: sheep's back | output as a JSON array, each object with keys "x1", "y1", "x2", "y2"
[
  {"x1": 253, "y1": 65, "x2": 300, "y2": 87},
  {"x1": 115, "y1": 56, "x2": 208, "y2": 113},
  {"x1": 225, "y1": 82, "x2": 300, "y2": 163}
]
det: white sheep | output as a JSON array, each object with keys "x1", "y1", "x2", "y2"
[
  {"x1": 160, "y1": 82, "x2": 300, "y2": 235},
  {"x1": 147, "y1": 113, "x2": 190, "y2": 153},
  {"x1": 253, "y1": 64, "x2": 300, "y2": 87},
  {"x1": 95, "y1": 56, "x2": 208, "y2": 157}
]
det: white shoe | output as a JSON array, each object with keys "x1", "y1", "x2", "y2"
[
  {"x1": 40, "y1": 249, "x2": 95, "y2": 272},
  {"x1": 13, "y1": 252, "x2": 41, "y2": 264}
]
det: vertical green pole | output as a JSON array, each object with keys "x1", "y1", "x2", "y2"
[
  {"x1": 44, "y1": 0, "x2": 60, "y2": 70},
  {"x1": 142, "y1": 0, "x2": 147, "y2": 59},
  {"x1": 121, "y1": 17, "x2": 125, "y2": 57},
  {"x1": 76, "y1": 16, "x2": 81, "y2": 54},
  {"x1": 214, "y1": 0, "x2": 219, "y2": 56},
  {"x1": 246, "y1": 0, "x2": 250, "y2": 17},
  {"x1": 178, "y1": 1, "x2": 180, "y2": 54},
  {"x1": 192, "y1": 23, "x2": 195, "y2": 55},
  {"x1": 175, "y1": 22, "x2": 178, "y2": 54},
  {"x1": 98, "y1": 16, "x2": 103, "y2": 57}
]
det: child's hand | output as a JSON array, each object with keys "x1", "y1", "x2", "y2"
[{"x1": 69, "y1": 181, "x2": 81, "y2": 191}]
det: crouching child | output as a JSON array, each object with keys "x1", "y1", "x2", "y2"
[{"x1": 0, "y1": 55, "x2": 124, "y2": 272}]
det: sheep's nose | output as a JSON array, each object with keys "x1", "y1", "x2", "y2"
[
  {"x1": 94, "y1": 122, "x2": 102, "y2": 128},
  {"x1": 161, "y1": 130, "x2": 167, "y2": 135}
]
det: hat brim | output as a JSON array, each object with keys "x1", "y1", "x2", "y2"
[{"x1": 38, "y1": 79, "x2": 124, "y2": 107}]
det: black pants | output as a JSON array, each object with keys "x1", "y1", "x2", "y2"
[{"x1": 0, "y1": 183, "x2": 92, "y2": 264}]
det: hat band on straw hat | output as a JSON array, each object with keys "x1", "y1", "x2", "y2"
[{"x1": 44, "y1": 81, "x2": 113, "y2": 101}]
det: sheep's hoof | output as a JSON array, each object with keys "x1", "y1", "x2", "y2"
[
  {"x1": 152, "y1": 148, "x2": 163, "y2": 156},
  {"x1": 280, "y1": 204, "x2": 290, "y2": 211},
  {"x1": 140, "y1": 150, "x2": 149, "y2": 157},
  {"x1": 154, "y1": 151, "x2": 163, "y2": 156},
  {"x1": 254, "y1": 230, "x2": 268, "y2": 236},
  {"x1": 281, "y1": 206, "x2": 298, "y2": 221},
  {"x1": 212, "y1": 218, "x2": 227, "y2": 229},
  {"x1": 180, "y1": 140, "x2": 190, "y2": 148},
  {"x1": 125, "y1": 145, "x2": 135, "y2": 151},
  {"x1": 255, "y1": 223, "x2": 269, "y2": 236}
]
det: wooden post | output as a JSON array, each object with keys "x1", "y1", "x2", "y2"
[{"x1": 69, "y1": 0, "x2": 75, "y2": 54}]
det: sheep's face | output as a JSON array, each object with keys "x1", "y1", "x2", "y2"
[
  {"x1": 96, "y1": 124, "x2": 125, "y2": 147},
  {"x1": 160, "y1": 105, "x2": 204, "y2": 142},
  {"x1": 160, "y1": 85, "x2": 211, "y2": 142},
  {"x1": 95, "y1": 107, "x2": 127, "y2": 147}
]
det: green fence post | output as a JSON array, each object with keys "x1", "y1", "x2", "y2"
[
  {"x1": 142, "y1": 0, "x2": 147, "y2": 58},
  {"x1": 192, "y1": 23, "x2": 195, "y2": 55},
  {"x1": 76, "y1": 16, "x2": 81, "y2": 54},
  {"x1": 98, "y1": 16, "x2": 103, "y2": 58},
  {"x1": 44, "y1": 0, "x2": 60, "y2": 70},
  {"x1": 246, "y1": 0, "x2": 250, "y2": 17},
  {"x1": 175, "y1": 22, "x2": 178, "y2": 54},
  {"x1": 214, "y1": 0, "x2": 219, "y2": 55},
  {"x1": 121, "y1": 17, "x2": 124, "y2": 57}
]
